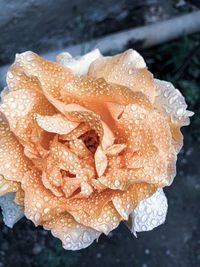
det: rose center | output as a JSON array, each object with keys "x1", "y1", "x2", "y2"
[{"x1": 79, "y1": 130, "x2": 99, "y2": 153}]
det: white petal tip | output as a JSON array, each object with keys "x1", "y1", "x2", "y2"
[
  {"x1": 129, "y1": 188, "x2": 168, "y2": 233},
  {"x1": 56, "y1": 49, "x2": 102, "y2": 76},
  {"x1": 0, "y1": 192, "x2": 24, "y2": 228}
]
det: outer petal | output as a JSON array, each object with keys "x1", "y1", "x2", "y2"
[
  {"x1": 44, "y1": 212, "x2": 101, "y2": 250},
  {"x1": 6, "y1": 63, "x2": 42, "y2": 94},
  {"x1": 0, "y1": 192, "x2": 24, "y2": 228},
  {"x1": 0, "y1": 89, "x2": 56, "y2": 139},
  {"x1": 0, "y1": 174, "x2": 20, "y2": 196},
  {"x1": 69, "y1": 200, "x2": 121, "y2": 235},
  {"x1": 88, "y1": 49, "x2": 155, "y2": 103},
  {"x1": 22, "y1": 168, "x2": 71, "y2": 225},
  {"x1": 0, "y1": 117, "x2": 33, "y2": 182},
  {"x1": 9, "y1": 51, "x2": 74, "y2": 99},
  {"x1": 154, "y1": 79, "x2": 194, "y2": 126},
  {"x1": 22, "y1": 167, "x2": 119, "y2": 235},
  {"x1": 127, "y1": 188, "x2": 168, "y2": 234},
  {"x1": 56, "y1": 49, "x2": 102, "y2": 76},
  {"x1": 112, "y1": 183, "x2": 156, "y2": 220}
]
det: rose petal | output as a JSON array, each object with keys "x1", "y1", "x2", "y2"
[
  {"x1": 149, "y1": 110, "x2": 172, "y2": 153},
  {"x1": 42, "y1": 169, "x2": 64, "y2": 197},
  {"x1": 69, "y1": 199, "x2": 121, "y2": 234},
  {"x1": 0, "y1": 174, "x2": 20, "y2": 196},
  {"x1": 22, "y1": 168, "x2": 70, "y2": 225},
  {"x1": 127, "y1": 188, "x2": 168, "y2": 234},
  {"x1": 11, "y1": 51, "x2": 74, "y2": 100},
  {"x1": 105, "y1": 144, "x2": 126, "y2": 156},
  {"x1": 88, "y1": 49, "x2": 155, "y2": 102},
  {"x1": 62, "y1": 123, "x2": 91, "y2": 141},
  {"x1": 101, "y1": 121, "x2": 115, "y2": 149},
  {"x1": 14, "y1": 186, "x2": 25, "y2": 206},
  {"x1": 0, "y1": 89, "x2": 56, "y2": 158},
  {"x1": 106, "y1": 102, "x2": 124, "y2": 120},
  {"x1": 0, "y1": 119, "x2": 33, "y2": 183},
  {"x1": 58, "y1": 104, "x2": 114, "y2": 149},
  {"x1": 0, "y1": 192, "x2": 24, "y2": 228},
  {"x1": 112, "y1": 183, "x2": 156, "y2": 220},
  {"x1": 95, "y1": 146, "x2": 108, "y2": 177},
  {"x1": 22, "y1": 167, "x2": 117, "y2": 234},
  {"x1": 68, "y1": 139, "x2": 92, "y2": 158},
  {"x1": 36, "y1": 113, "x2": 79, "y2": 135},
  {"x1": 74, "y1": 182, "x2": 94, "y2": 199},
  {"x1": 1, "y1": 87, "x2": 9, "y2": 101},
  {"x1": 99, "y1": 169, "x2": 138, "y2": 190},
  {"x1": 154, "y1": 79, "x2": 194, "y2": 126},
  {"x1": 56, "y1": 49, "x2": 102, "y2": 76},
  {"x1": 44, "y1": 212, "x2": 101, "y2": 250},
  {"x1": 117, "y1": 105, "x2": 159, "y2": 169},
  {"x1": 66, "y1": 110, "x2": 104, "y2": 143},
  {"x1": 62, "y1": 177, "x2": 82, "y2": 198},
  {"x1": 170, "y1": 123, "x2": 183, "y2": 153},
  {"x1": 7, "y1": 63, "x2": 42, "y2": 94}
]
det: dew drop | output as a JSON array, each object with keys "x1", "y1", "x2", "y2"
[{"x1": 129, "y1": 68, "x2": 134, "y2": 75}]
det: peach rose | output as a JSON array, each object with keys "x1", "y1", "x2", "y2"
[{"x1": 0, "y1": 49, "x2": 193, "y2": 250}]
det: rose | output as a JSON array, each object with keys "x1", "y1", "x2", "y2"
[{"x1": 0, "y1": 49, "x2": 193, "y2": 250}]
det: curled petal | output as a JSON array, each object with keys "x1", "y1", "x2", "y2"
[
  {"x1": 14, "y1": 186, "x2": 25, "y2": 206},
  {"x1": 22, "y1": 168, "x2": 71, "y2": 225},
  {"x1": 0, "y1": 192, "x2": 24, "y2": 228},
  {"x1": 154, "y1": 79, "x2": 194, "y2": 126},
  {"x1": 11, "y1": 51, "x2": 74, "y2": 99},
  {"x1": 99, "y1": 169, "x2": 138, "y2": 190},
  {"x1": 0, "y1": 120, "x2": 33, "y2": 182},
  {"x1": 118, "y1": 105, "x2": 159, "y2": 169},
  {"x1": 22, "y1": 167, "x2": 118, "y2": 235},
  {"x1": 63, "y1": 105, "x2": 114, "y2": 149},
  {"x1": 101, "y1": 121, "x2": 115, "y2": 149},
  {"x1": 105, "y1": 144, "x2": 126, "y2": 156},
  {"x1": 66, "y1": 110, "x2": 104, "y2": 142},
  {"x1": 0, "y1": 89, "x2": 56, "y2": 159},
  {"x1": 36, "y1": 113, "x2": 79, "y2": 135},
  {"x1": 1, "y1": 87, "x2": 9, "y2": 101},
  {"x1": 170, "y1": 123, "x2": 183, "y2": 153},
  {"x1": 62, "y1": 178, "x2": 81, "y2": 198},
  {"x1": 127, "y1": 188, "x2": 168, "y2": 234},
  {"x1": 95, "y1": 146, "x2": 108, "y2": 177},
  {"x1": 112, "y1": 183, "x2": 156, "y2": 220},
  {"x1": 69, "y1": 200, "x2": 121, "y2": 234},
  {"x1": 0, "y1": 174, "x2": 20, "y2": 196},
  {"x1": 44, "y1": 212, "x2": 101, "y2": 250},
  {"x1": 69, "y1": 139, "x2": 92, "y2": 158},
  {"x1": 149, "y1": 111, "x2": 172, "y2": 153},
  {"x1": 106, "y1": 102, "x2": 124, "y2": 120},
  {"x1": 62, "y1": 122, "x2": 91, "y2": 140},
  {"x1": 88, "y1": 49, "x2": 155, "y2": 102},
  {"x1": 7, "y1": 66, "x2": 42, "y2": 94},
  {"x1": 56, "y1": 49, "x2": 102, "y2": 76}
]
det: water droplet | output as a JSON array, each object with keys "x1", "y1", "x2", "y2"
[
  {"x1": 129, "y1": 68, "x2": 134, "y2": 75},
  {"x1": 114, "y1": 180, "x2": 120, "y2": 187}
]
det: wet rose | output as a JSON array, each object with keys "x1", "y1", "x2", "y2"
[{"x1": 0, "y1": 49, "x2": 193, "y2": 250}]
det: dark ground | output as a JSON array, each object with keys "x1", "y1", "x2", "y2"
[{"x1": 0, "y1": 27, "x2": 200, "y2": 267}]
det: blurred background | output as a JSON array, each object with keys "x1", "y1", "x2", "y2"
[{"x1": 0, "y1": 0, "x2": 200, "y2": 266}]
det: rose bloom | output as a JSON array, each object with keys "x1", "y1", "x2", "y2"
[{"x1": 0, "y1": 49, "x2": 193, "y2": 250}]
